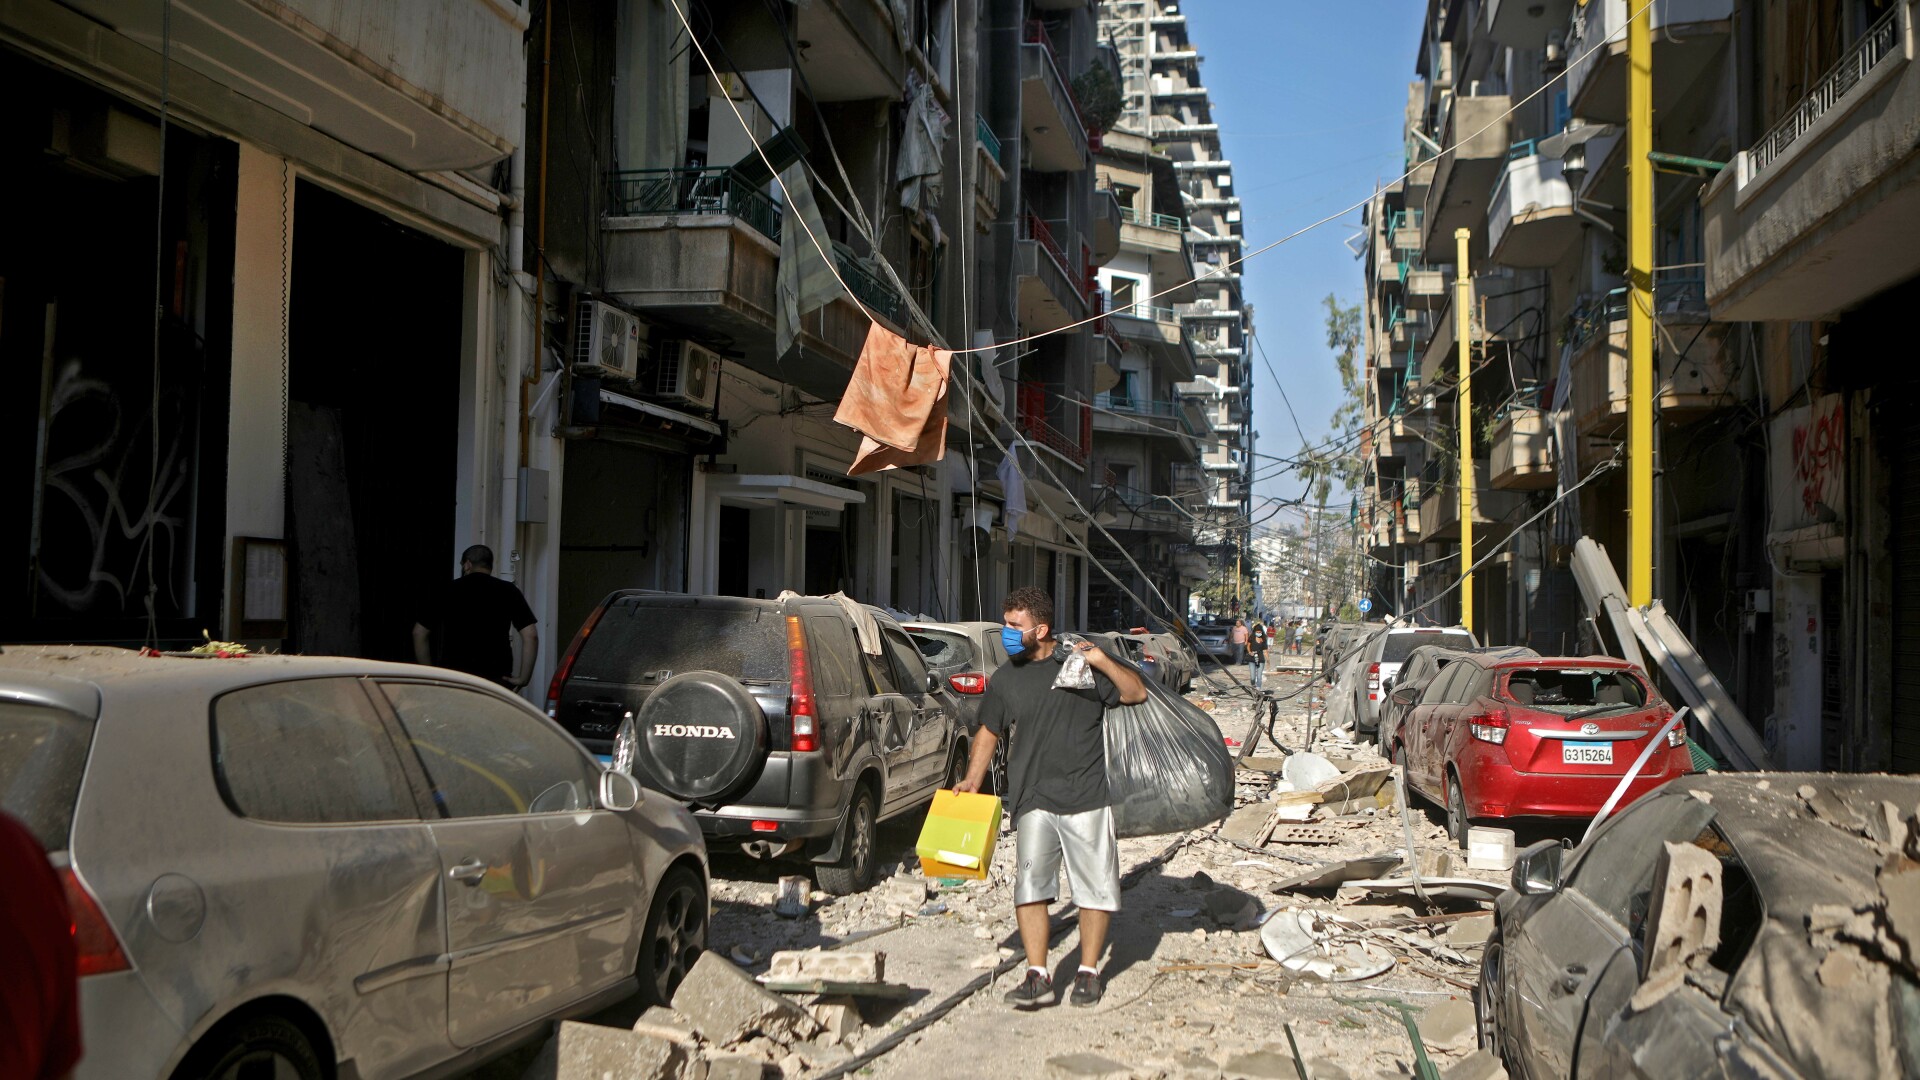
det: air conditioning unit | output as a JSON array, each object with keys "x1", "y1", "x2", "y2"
[
  {"x1": 572, "y1": 298, "x2": 640, "y2": 380},
  {"x1": 654, "y1": 339, "x2": 721, "y2": 410}
]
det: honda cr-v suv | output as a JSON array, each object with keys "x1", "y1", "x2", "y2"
[{"x1": 549, "y1": 592, "x2": 967, "y2": 894}]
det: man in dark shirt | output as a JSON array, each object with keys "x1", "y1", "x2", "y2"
[
  {"x1": 412, "y1": 544, "x2": 539, "y2": 690},
  {"x1": 955, "y1": 586, "x2": 1147, "y2": 1010}
]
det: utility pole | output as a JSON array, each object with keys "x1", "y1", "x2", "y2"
[
  {"x1": 1454, "y1": 227, "x2": 1474, "y2": 634},
  {"x1": 1626, "y1": 0, "x2": 1654, "y2": 607}
]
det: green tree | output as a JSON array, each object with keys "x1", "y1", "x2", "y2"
[{"x1": 1301, "y1": 293, "x2": 1367, "y2": 505}]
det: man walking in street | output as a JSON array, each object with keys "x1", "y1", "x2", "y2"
[
  {"x1": 413, "y1": 544, "x2": 539, "y2": 691},
  {"x1": 1247, "y1": 618, "x2": 1269, "y2": 695},
  {"x1": 955, "y1": 586, "x2": 1148, "y2": 1009}
]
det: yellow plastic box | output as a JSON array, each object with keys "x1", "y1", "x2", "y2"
[{"x1": 915, "y1": 790, "x2": 1004, "y2": 880}]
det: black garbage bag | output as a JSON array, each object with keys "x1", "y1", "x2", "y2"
[{"x1": 1104, "y1": 675, "x2": 1235, "y2": 838}]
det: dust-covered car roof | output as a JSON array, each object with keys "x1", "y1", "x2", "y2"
[{"x1": 0, "y1": 644, "x2": 505, "y2": 709}]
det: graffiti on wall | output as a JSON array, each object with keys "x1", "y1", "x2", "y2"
[{"x1": 1769, "y1": 393, "x2": 1846, "y2": 533}]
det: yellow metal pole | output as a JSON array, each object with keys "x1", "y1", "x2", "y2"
[
  {"x1": 1627, "y1": 0, "x2": 1655, "y2": 606},
  {"x1": 1455, "y1": 227, "x2": 1474, "y2": 634}
]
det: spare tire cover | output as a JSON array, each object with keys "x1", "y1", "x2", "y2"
[{"x1": 633, "y1": 671, "x2": 767, "y2": 804}]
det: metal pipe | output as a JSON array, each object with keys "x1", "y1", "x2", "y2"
[
  {"x1": 1455, "y1": 227, "x2": 1473, "y2": 634},
  {"x1": 1627, "y1": 0, "x2": 1655, "y2": 607}
]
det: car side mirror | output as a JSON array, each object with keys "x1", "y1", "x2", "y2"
[
  {"x1": 598, "y1": 768, "x2": 642, "y2": 812},
  {"x1": 926, "y1": 671, "x2": 941, "y2": 694},
  {"x1": 1391, "y1": 685, "x2": 1417, "y2": 706},
  {"x1": 1512, "y1": 839, "x2": 1564, "y2": 896},
  {"x1": 611, "y1": 711, "x2": 638, "y2": 776}
]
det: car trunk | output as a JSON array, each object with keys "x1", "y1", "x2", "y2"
[{"x1": 1494, "y1": 666, "x2": 1669, "y2": 775}]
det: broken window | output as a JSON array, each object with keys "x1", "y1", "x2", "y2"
[
  {"x1": 1569, "y1": 795, "x2": 1718, "y2": 945},
  {"x1": 1502, "y1": 667, "x2": 1649, "y2": 714}
]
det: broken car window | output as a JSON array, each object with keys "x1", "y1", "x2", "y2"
[
  {"x1": 574, "y1": 603, "x2": 787, "y2": 684},
  {"x1": 1503, "y1": 667, "x2": 1648, "y2": 714},
  {"x1": 1381, "y1": 631, "x2": 1476, "y2": 664},
  {"x1": 1570, "y1": 794, "x2": 1720, "y2": 942}
]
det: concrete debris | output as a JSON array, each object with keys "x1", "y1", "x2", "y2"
[
  {"x1": 1878, "y1": 862, "x2": 1920, "y2": 960},
  {"x1": 1465, "y1": 827, "x2": 1516, "y2": 872},
  {"x1": 881, "y1": 876, "x2": 929, "y2": 914},
  {"x1": 533, "y1": 1020, "x2": 703, "y2": 1080},
  {"x1": 1045, "y1": 1052, "x2": 1138, "y2": 1080},
  {"x1": 631, "y1": 1006, "x2": 699, "y2": 1045},
  {"x1": 773, "y1": 875, "x2": 811, "y2": 919},
  {"x1": 702, "y1": 1056, "x2": 766, "y2": 1080},
  {"x1": 805, "y1": 996, "x2": 864, "y2": 1043},
  {"x1": 1219, "y1": 1048, "x2": 1302, "y2": 1079},
  {"x1": 1630, "y1": 841, "x2": 1722, "y2": 1011},
  {"x1": 1221, "y1": 803, "x2": 1279, "y2": 845},
  {"x1": 1441, "y1": 1049, "x2": 1509, "y2": 1080},
  {"x1": 1267, "y1": 856, "x2": 1403, "y2": 894},
  {"x1": 1445, "y1": 914, "x2": 1496, "y2": 948},
  {"x1": 672, "y1": 952, "x2": 822, "y2": 1048},
  {"x1": 1206, "y1": 890, "x2": 1264, "y2": 930},
  {"x1": 1336, "y1": 876, "x2": 1503, "y2": 903},
  {"x1": 1268, "y1": 824, "x2": 1341, "y2": 846},
  {"x1": 765, "y1": 949, "x2": 885, "y2": 984},
  {"x1": 1418, "y1": 998, "x2": 1477, "y2": 1051}
]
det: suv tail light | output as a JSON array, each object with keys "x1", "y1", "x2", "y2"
[
  {"x1": 1366, "y1": 662, "x2": 1382, "y2": 701},
  {"x1": 547, "y1": 604, "x2": 607, "y2": 717},
  {"x1": 949, "y1": 672, "x2": 988, "y2": 694},
  {"x1": 1468, "y1": 709, "x2": 1509, "y2": 745},
  {"x1": 59, "y1": 867, "x2": 129, "y2": 976},
  {"x1": 785, "y1": 616, "x2": 817, "y2": 752}
]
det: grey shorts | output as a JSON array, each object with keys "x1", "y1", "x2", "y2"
[{"x1": 1014, "y1": 805, "x2": 1122, "y2": 911}]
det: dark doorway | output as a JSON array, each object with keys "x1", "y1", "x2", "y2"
[
  {"x1": 287, "y1": 183, "x2": 462, "y2": 660},
  {"x1": 717, "y1": 506, "x2": 751, "y2": 597}
]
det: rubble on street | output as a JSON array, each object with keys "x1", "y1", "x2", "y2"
[{"x1": 505, "y1": 668, "x2": 1516, "y2": 1080}]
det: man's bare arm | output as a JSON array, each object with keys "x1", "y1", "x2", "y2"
[
  {"x1": 513, "y1": 624, "x2": 539, "y2": 689},
  {"x1": 1078, "y1": 642, "x2": 1148, "y2": 704},
  {"x1": 954, "y1": 727, "x2": 999, "y2": 793}
]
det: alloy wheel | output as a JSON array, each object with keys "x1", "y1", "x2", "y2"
[
  {"x1": 1476, "y1": 938, "x2": 1508, "y2": 1062},
  {"x1": 646, "y1": 869, "x2": 707, "y2": 1005},
  {"x1": 1447, "y1": 773, "x2": 1470, "y2": 849}
]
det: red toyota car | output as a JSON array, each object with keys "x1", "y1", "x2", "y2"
[{"x1": 1387, "y1": 654, "x2": 1691, "y2": 844}]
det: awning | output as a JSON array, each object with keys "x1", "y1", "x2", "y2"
[
  {"x1": 600, "y1": 389, "x2": 724, "y2": 436},
  {"x1": 709, "y1": 473, "x2": 868, "y2": 510}
]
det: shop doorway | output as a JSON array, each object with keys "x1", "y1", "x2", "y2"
[{"x1": 286, "y1": 183, "x2": 462, "y2": 660}]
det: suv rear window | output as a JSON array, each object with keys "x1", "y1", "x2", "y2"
[
  {"x1": 1383, "y1": 630, "x2": 1475, "y2": 663},
  {"x1": 1503, "y1": 667, "x2": 1648, "y2": 713},
  {"x1": 0, "y1": 701, "x2": 96, "y2": 851},
  {"x1": 575, "y1": 603, "x2": 787, "y2": 683}
]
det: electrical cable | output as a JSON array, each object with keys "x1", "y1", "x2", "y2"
[{"x1": 144, "y1": 0, "x2": 174, "y2": 648}]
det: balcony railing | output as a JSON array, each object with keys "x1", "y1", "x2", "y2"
[
  {"x1": 1024, "y1": 19, "x2": 1093, "y2": 143},
  {"x1": 1749, "y1": 5, "x2": 1902, "y2": 178},
  {"x1": 1017, "y1": 383, "x2": 1090, "y2": 465},
  {"x1": 606, "y1": 166, "x2": 782, "y2": 243},
  {"x1": 976, "y1": 113, "x2": 1004, "y2": 166},
  {"x1": 1113, "y1": 301, "x2": 1177, "y2": 322},
  {"x1": 832, "y1": 243, "x2": 905, "y2": 327},
  {"x1": 1021, "y1": 207, "x2": 1074, "y2": 280},
  {"x1": 1119, "y1": 206, "x2": 1185, "y2": 231},
  {"x1": 1094, "y1": 396, "x2": 1202, "y2": 435}
]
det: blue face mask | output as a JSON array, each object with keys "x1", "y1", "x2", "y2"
[{"x1": 1001, "y1": 625, "x2": 1030, "y2": 656}]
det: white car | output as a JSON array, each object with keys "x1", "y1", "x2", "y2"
[{"x1": 1349, "y1": 626, "x2": 1479, "y2": 738}]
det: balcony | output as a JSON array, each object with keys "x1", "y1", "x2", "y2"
[
  {"x1": 1152, "y1": 117, "x2": 1222, "y2": 141},
  {"x1": 1388, "y1": 208, "x2": 1425, "y2": 253},
  {"x1": 1487, "y1": 146, "x2": 1578, "y2": 268},
  {"x1": 602, "y1": 181, "x2": 866, "y2": 402},
  {"x1": 1567, "y1": 287, "x2": 1741, "y2": 444},
  {"x1": 1152, "y1": 49, "x2": 1201, "y2": 65},
  {"x1": 1111, "y1": 304, "x2": 1197, "y2": 379},
  {"x1": 1017, "y1": 386, "x2": 1090, "y2": 467},
  {"x1": 1489, "y1": 406, "x2": 1555, "y2": 490},
  {"x1": 794, "y1": 0, "x2": 909, "y2": 102},
  {"x1": 1091, "y1": 397, "x2": 1201, "y2": 443},
  {"x1": 1704, "y1": 1, "x2": 1920, "y2": 320},
  {"x1": 1023, "y1": 22, "x2": 1090, "y2": 173},
  {"x1": 1375, "y1": 252, "x2": 1405, "y2": 289},
  {"x1": 1092, "y1": 189, "x2": 1124, "y2": 264},
  {"x1": 1017, "y1": 210, "x2": 1088, "y2": 331},
  {"x1": 66, "y1": 0, "x2": 527, "y2": 170},
  {"x1": 1421, "y1": 95, "x2": 1512, "y2": 262},
  {"x1": 975, "y1": 116, "x2": 1008, "y2": 231},
  {"x1": 1565, "y1": 0, "x2": 1733, "y2": 125},
  {"x1": 1098, "y1": 486, "x2": 1194, "y2": 536},
  {"x1": 1418, "y1": 464, "x2": 1524, "y2": 541},
  {"x1": 1487, "y1": 0, "x2": 1576, "y2": 47},
  {"x1": 1403, "y1": 264, "x2": 1449, "y2": 310}
]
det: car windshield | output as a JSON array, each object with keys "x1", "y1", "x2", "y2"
[
  {"x1": 1503, "y1": 667, "x2": 1648, "y2": 715},
  {"x1": 1383, "y1": 631, "x2": 1475, "y2": 663},
  {"x1": 0, "y1": 700, "x2": 97, "y2": 851},
  {"x1": 909, "y1": 629, "x2": 975, "y2": 676},
  {"x1": 574, "y1": 602, "x2": 788, "y2": 683}
]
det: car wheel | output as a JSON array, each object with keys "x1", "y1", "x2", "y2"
[
  {"x1": 639, "y1": 865, "x2": 707, "y2": 1008},
  {"x1": 817, "y1": 787, "x2": 878, "y2": 896},
  {"x1": 1476, "y1": 932, "x2": 1512, "y2": 1069},
  {"x1": 944, "y1": 743, "x2": 968, "y2": 791},
  {"x1": 1446, "y1": 771, "x2": 1471, "y2": 849},
  {"x1": 178, "y1": 1015, "x2": 324, "y2": 1080}
]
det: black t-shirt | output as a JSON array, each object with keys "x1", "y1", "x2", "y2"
[
  {"x1": 426, "y1": 573, "x2": 536, "y2": 679},
  {"x1": 978, "y1": 645, "x2": 1123, "y2": 819},
  {"x1": 1249, "y1": 624, "x2": 1268, "y2": 655}
]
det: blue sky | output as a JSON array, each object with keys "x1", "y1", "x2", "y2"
[{"x1": 1180, "y1": 0, "x2": 1427, "y2": 530}]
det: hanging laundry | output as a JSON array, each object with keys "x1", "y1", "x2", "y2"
[
  {"x1": 997, "y1": 451, "x2": 1027, "y2": 538},
  {"x1": 775, "y1": 163, "x2": 845, "y2": 360},
  {"x1": 837, "y1": 322, "x2": 952, "y2": 475},
  {"x1": 896, "y1": 78, "x2": 950, "y2": 214}
]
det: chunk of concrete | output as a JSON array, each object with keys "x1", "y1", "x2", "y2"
[
  {"x1": 1047, "y1": 1052, "x2": 1136, "y2": 1080},
  {"x1": 702, "y1": 1055, "x2": 767, "y2": 1080},
  {"x1": 1630, "y1": 840, "x2": 1722, "y2": 1011},
  {"x1": 672, "y1": 952, "x2": 821, "y2": 1047},
  {"x1": 882, "y1": 877, "x2": 929, "y2": 913},
  {"x1": 1442, "y1": 1049, "x2": 1508, "y2": 1080},
  {"x1": 1446, "y1": 914, "x2": 1495, "y2": 948},
  {"x1": 1219, "y1": 1049, "x2": 1300, "y2": 1079},
  {"x1": 1419, "y1": 998, "x2": 1477, "y2": 1051},
  {"x1": 632, "y1": 1006, "x2": 698, "y2": 1045},
  {"x1": 1221, "y1": 803, "x2": 1275, "y2": 845},
  {"x1": 766, "y1": 949, "x2": 885, "y2": 983},
  {"x1": 806, "y1": 996, "x2": 864, "y2": 1043},
  {"x1": 539, "y1": 1021, "x2": 702, "y2": 1080},
  {"x1": 773, "y1": 875, "x2": 811, "y2": 919}
]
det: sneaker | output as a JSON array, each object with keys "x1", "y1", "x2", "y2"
[
  {"x1": 1069, "y1": 970, "x2": 1104, "y2": 1007},
  {"x1": 1003, "y1": 969, "x2": 1056, "y2": 1009}
]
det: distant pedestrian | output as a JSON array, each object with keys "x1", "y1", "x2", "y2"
[
  {"x1": 955, "y1": 586, "x2": 1148, "y2": 1010},
  {"x1": 1230, "y1": 617, "x2": 1249, "y2": 665},
  {"x1": 1247, "y1": 619, "x2": 1269, "y2": 694},
  {"x1": 1, "y1": 812, "x2": 82, "y2": 1080},
  {"x1": 413, "y1": 544, "x2": 539, "y2": 691},
  {"x1": 1283, "y1": 620, "x2": 1299, "y2": 655}
]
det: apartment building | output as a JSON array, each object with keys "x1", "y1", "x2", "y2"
[
  {"x1": 1099, "y1": 0, "x2": 1257, "y2": 618},
  {"x1": 3, "y1": 0, "x2": 1142, "y2": 690},
  {"x1": 1359, "y1": 0, "x2": 1920, "y2": 772}
]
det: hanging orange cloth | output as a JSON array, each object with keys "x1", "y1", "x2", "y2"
[{"x1": 836, "y1": 321, "x2": 952, "y2": 475}]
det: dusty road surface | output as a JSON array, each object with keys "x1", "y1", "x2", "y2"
[{"x1": 489, "y1": 664, "x2": 1536, "y2": 1080}]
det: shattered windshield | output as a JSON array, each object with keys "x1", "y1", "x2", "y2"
[{"x1": 1502, "y1": 667, "x2": 1647, "y2": 716}]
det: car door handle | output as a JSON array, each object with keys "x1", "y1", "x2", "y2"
[
  {"x1": 1558, "y1": 963, "x2": 1587, "y2": 994},
  {"x1": 448, "y1": 859, "x2": 488, "y2": 886}
]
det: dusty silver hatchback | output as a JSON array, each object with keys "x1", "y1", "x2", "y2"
[{"x1": 0, "y1": 645, "x2": 709, "y2": 1080}]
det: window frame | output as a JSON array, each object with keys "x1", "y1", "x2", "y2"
[
  {"x1": 369, "y1": 678, "x2": 605, "y2": 821},
  {"x1": 208, "y1": 676, "x2": 432, "y2": 827}
]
